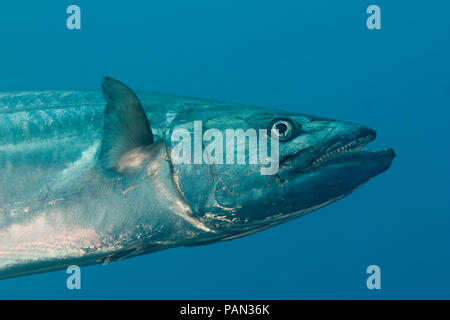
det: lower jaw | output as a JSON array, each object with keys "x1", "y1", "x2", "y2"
[
  {"x1": 277, "y1": 148, "x2": 395, "y2": 181},
  {"x1": 276, "y1": 148, "x2": 395, "y2": 208},
  {"x1": 304, "y1": 148, "x2": 395, "y2": 173}
]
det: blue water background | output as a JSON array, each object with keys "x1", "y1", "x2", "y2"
[{"x1": 0, "y1": 0, "x2": 449, "y2": 299}]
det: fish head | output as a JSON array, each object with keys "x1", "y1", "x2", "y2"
[
  {"x1": 100, "y1": 77, "x2": 394, "y2": 238},
  {"x1": 166, "y1": 104, "x2": 395, "y2": 233}
]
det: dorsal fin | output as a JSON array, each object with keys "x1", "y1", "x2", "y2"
[{"x1": 99, "y1": 76, "x2": 154, "y2": 172}]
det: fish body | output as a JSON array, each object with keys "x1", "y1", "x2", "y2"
[{"x1": 0, "y1": 78, "x2": 395, "y2": 279}]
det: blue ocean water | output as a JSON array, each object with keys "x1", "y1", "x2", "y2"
[{"x1": 0, "y1": 0, "x2": 449, "y2": 299}]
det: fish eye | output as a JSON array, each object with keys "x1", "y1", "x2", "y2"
[{"x1": 270, "y1": 119, "x2": 295, "y2": 140}]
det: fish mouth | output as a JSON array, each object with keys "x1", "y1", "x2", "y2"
[
  {"x1": 299, "y1": 129, "x2": 395, "y2": 175},
  {"x1": 278, "y1": 126, "x2": 395, "y2": 180},
  {"x1": 305, "y1": 134, "x2": 377, "y2": 171}
]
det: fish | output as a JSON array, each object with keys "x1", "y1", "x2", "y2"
[{"x1": 0, "y1": 77, "x2": 395, "y2": 279}]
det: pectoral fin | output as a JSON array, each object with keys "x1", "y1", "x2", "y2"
[
  {"x1": 99, "y1": 76, "x2": 154, "y2": 172},
  {"x1": 100, "y1": 249, "x2": 134, "y2": 265}
]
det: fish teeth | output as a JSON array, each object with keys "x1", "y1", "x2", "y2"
[{"x1": 307, "y1": 135, "x2": 374, "y2": 169}]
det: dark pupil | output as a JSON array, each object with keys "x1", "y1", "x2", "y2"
[{"x1": 275, "y1": 122, "x2": 288, "y2": 135}]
